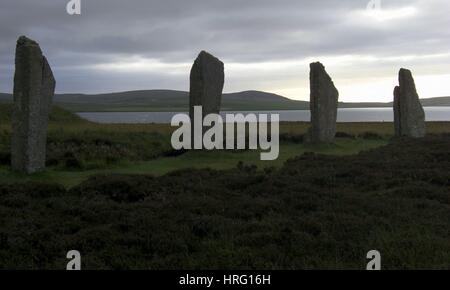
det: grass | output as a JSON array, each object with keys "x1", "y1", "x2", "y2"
[
  {"x1": 0, "y1": 138, "x2": 387, "y2": 187},
  {"x1": 1, "y1": 103, "x2": 449, "y2": 187}
]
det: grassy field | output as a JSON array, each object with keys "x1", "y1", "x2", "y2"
[
  {"x1": 0, "y1": 139, "x2": 387, "y2": 187},
  {"x1": 1, "y1": 104, "x2": 450, "y2": 187}
]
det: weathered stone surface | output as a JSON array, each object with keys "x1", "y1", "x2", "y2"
[
  {"x1": 393, "y1": 86, "x2": 401, "y2": 136},
  {"x1": 393, "y1": 68, "x2": 426, "y2": 138},
  {"x1": 307, "y1": 62, "x2": 339, "y2": 143},
  {"x1": 189, "y1": 51, "x2": 224, "y2": 121},
  {"x1": 11, "y1": 36, "x2": 55, "y2": 173}
]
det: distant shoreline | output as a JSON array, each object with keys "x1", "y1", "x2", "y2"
[
  {"x1": 71, "y1": 105, "x2": 450, "y2": 113},
  {"x1": 1, "y1": 90, "x2": 450, "y2": 112},
  {"x1": 76, "y1": 107, "x2": 450, "y2": 124}
]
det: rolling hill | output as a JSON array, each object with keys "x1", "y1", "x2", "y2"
[{"x1": 1, "y1": 91, "x2": 449, "y2": 112}]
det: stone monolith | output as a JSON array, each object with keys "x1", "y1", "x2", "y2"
[
  {"x1": 189, "y1": 51, "x2": 224, "y2": 120},
  {"x1": 11, "y1": 36, "x2": 55, "y2": 173},
  {"x1": 307, "y1": 62, "x2": 339, "y2": 143},
  {"x1": 393, "y1": 68, "x2": 426, "y2": 138},
  {"x1": 189, "y1": 51, "x2": 224, "y2": 148}
]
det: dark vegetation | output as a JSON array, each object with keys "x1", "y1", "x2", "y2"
[
  {"x1": 0, "y1": 104, "x2": 173, "y2": 169},
  {"x1": 45, "y1": 130, "x2": 171, "y2": 169},
  {"x1": 0, "y1": 134, "x2": 449, "y2": 269}
]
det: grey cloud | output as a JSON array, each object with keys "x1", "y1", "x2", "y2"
[{"x1": 0, "y1": 0, "x2": 449, "y2": 95}]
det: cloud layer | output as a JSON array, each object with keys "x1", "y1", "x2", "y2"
[{"x1": 0, "y1": 0, "x2": 449, "y2": 101}]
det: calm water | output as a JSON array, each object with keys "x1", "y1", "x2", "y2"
[{"x1": 77, "y1": 107, "x2": 450, "y2": 124}]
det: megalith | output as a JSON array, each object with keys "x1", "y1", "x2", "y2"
[
  {"x1": 11, "y1": 36, "x2": 55, "y2": 173},
  {"x1": 307, "y1": 62, "x2": 339, "y2": 143},
  {"x1": 189, "y1": 50, "x2": 224, "y2": 122},
  {"x1": 393, "y1": 68, "x2": 426, "y2": 138},
  {"x1": 188, "y1": 51, "x2": 224, "y2": 148}
]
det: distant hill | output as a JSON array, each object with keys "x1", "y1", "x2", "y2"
[
  {"x1": 420, "y1": 96, "x2": 450, "y2": 107},
  {"x1": 0, "y1": 103, "x2": 87, "y2": 123},
  {"x1": 1, "y1": 91, "x2": 449, "y2": 112},
  {"x1": 0, "y1": 93, "x2": 11, "y2": 102},
  {"x1": 51, "y1": 90, "x2": 309, "y2": 111},
  {"x1": 341, "y1": 97, "x2": 450, "y2": 108}
]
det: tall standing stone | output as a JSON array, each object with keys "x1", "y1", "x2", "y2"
[
  {"x1": 189, "y1": 50, "x2": 224, "y2": 120},
  {"x1": 11, "y1": 36, "x2": 55, "y2": 173},
  {"x1": 307, "y1": 62, "x2": 339, "y2": 143},
  {"x1": 393, "y1": 68, "x2": 426, "y2": 138},
  {"x1": 189, "y1": 51, "x2": 224, "y2": 148}
]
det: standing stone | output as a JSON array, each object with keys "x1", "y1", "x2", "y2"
[
  {"x1": 393, "y1": 86, "x2": 401, "y2": 136},
  {"x1": 189, "y1": 51, "x2": 224, "y2": 148},
  {"x1": 11, "y1": 36, "x2": 55, "y2": 173},
  {"x1": 307, "y1": 62, "x2": 339, "y2": 143},
  {"x1": 189, "y1": 50, "x2": 224, "y2": 122},
  {"x1": 393, "y1": 68, "x2": 426, "y2": 138}
]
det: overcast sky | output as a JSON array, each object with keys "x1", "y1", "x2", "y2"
[{"x1": 0, "y1": 0, "x2": 449, "y2": 102}]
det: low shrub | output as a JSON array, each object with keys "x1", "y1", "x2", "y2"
[{"x1": 0, "y1": 135, "x2": 449, "y2": 269}]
